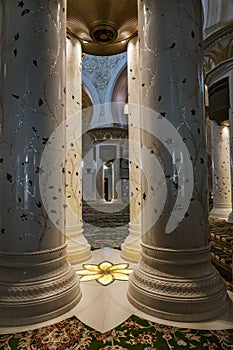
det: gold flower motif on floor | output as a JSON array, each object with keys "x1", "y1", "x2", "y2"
[{"x1": 76, "y1": 261, "x2": 133, "y2": 286}]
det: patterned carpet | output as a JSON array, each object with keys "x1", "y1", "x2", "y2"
[
  {"x1": 82, "y1": 203, "x2": 129, "y2": 249},
  {"x1": 1, "y1": 315, "x2": 233, "y2": 350}
]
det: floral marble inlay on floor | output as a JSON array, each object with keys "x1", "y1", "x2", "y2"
[{"x1": 77, "y1": 261, "x2": 133, "y2": 286}]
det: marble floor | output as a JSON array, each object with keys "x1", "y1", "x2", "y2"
[{"x1": 1, "y1": 247, "x2": 233, "y2": 335}]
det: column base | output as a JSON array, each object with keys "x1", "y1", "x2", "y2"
[
  {"x1": 67, "y1": 243, "x2": 92, "y2": 264},
  {"x1": 120, "y1": 223, "x2": 142, "y2": 263},
  {"x1": 121, "y1": 243, "x2": 141, "y2": 263},
  {"x1": 209, "y1": 207, "x2": 232, "y2": 220},
  {"x1": 111, "y1": 198, "x2": 123, "y2": 204},
  {"x1": 0, "y1": 245, "x2": 81, "y2": 327},
  {"x1": 227, "y1": 211, "x2": 233, "y2": 223},
  {"x1": 128, "y1": 243, "x2": 231, "y2": 322},
  {"x1": 66, "y1": 224, "x2": 92, "y2": 264}
]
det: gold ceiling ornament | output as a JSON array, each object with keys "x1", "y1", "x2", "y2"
[
  {"x1": 76, "y1": 261, "x2": 133, "y2": 286},
  {"x1": 67, "y1": 0, "x2": 137, "y2": 55}
]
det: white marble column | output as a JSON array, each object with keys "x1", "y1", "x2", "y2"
[
  {"x1": 65, "y1": 38, "x2": 91, "y2": 264},
  {"x1": 121, "y1": 36, "x2": 142, "y2": 262},
  {"x1": 227, "y1": 71, "x2": 233, "y2": 222},
  {"x1": 209, "y1": 121, "x2": 231, "y2": 219},
  {"x1": 0, "y1": 1, "x2": 81, "y2": 326},
  {"x1": 128, "y1": 0, "x2": 230, "y2": 321}
]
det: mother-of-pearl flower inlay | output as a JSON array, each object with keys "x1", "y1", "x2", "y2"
[{"x1": 76, "y1": 261, "x2": 133, "y2": 286}]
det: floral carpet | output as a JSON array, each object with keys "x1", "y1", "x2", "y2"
[{"x1": 1, "y1": 315, "x2": 233, "y2": 350}]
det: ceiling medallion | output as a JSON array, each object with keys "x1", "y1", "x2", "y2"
[
  {"x1": 67, "y1": 0, "x2": 137, "y2": 55},
  {"x1": 91, "y1": 25, "x2": 117, "y2": 44}
]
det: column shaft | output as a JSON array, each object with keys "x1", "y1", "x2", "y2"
[
  {"x1": 66, "y1": 38, "x2": 91, "y2": 264},
  {"x1": 227, "y1": 71, "x2": 233, "y2": 222},
  {"x1": 209, "y1": 122, "x2": 231, "y2": 219},
  {"x1": 128, "y1": 0, "x2": 230, "y2": 321},
  {"x1": 121, "y1": 36, "x2": 142, "y2": 262},
  {"x1": 0, "y1": 1, "x2": 80, "y2": 326}
]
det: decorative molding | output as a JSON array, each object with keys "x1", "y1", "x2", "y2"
[
  {"x1": 0, "y1": 265, "x2": 77, "y2": 301},
  {"x1": 140, "y1": 243, "x2": 211, "y2": 265},
  {"x1": 0, "y1": 244, "x2": 67, "y2": 263},
  {"x1": 204, "y1": 21, "x2": 233, "y2": 47},
  {"x1": 0, "y1": 245, "x2": 81, "y2": 326},
  {"x1": 128, "y1": 249, "x2": 230, "y2": 321},
  {"x1": 205, "y1": 58, "x2": 233, "y2": 86},
  {"x1": 204, "y1": 21, "x2": 233, "y2": 73},
  {"x1": 130, "y1": 268, "x2": 224, "y2": 297},
  {"x1": 134, "y1": 244, "x2": 214, "y2": 281},
  {"x1": 88, "y1": 125, "x2": 128, "y2": 142},
  {"x1": 128, "y1": 244, "x2": 230, "y2": 321}
]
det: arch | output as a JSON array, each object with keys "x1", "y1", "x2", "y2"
[
  {"x1": 104, "y1": 54, "x2": 127, "y2": 103},
  {"x1": 112, "y1": 66, "x2": 128, "y2": 103},
  {"x1": 110, "y1": 66, "x2": 128, "y2": 125},
  {"x1": 104, "y1": 55, "x2": 127, "y2": 125},
  {"x1": 82, "y1": 86, "x2": 93, "y2": 109},
  {"x1": 82, "y1": 74, "x2": 100, "y2": 106},
  {"x1": 82, "y1": 74, "x2": 101, "y2": 126}
]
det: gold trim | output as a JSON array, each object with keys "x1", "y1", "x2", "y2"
[{"x1": 204, "y1": 20, "x2": 233, "y2": 41}]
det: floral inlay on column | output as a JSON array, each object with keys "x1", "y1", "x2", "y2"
[{"x1": 76, "y1": 261, "x2": 133, "y2": 286}]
